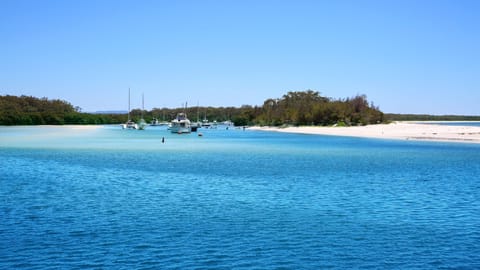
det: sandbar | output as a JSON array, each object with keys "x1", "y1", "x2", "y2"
[
  {"x1": 43, "y1": 125, "x2": 102, "y2": 130},
  {"x1": 249, "y1": 122, "x2": 480, "y2": 144}
]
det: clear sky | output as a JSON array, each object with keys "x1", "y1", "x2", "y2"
[{"x1": 1, "y1": 0, "x2": 479, "y2": 115}]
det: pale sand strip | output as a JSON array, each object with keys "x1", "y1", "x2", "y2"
[
  {"x1": 47, "y1": 125, "x2": 102, "y2": 130},
  {"x1": 249, "y1": 122, "x2": 480, "y2": 144}
]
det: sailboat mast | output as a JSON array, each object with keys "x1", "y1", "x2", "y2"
[
  {"x1": 197, "y1": 101, "x2": 200, "y2": 123},
  {"x1": 128, "y1": 88, "x2": 131, "y2": 121},
  {"x1": 142, "y1": 93, "x2": 144, "y2": 118}
]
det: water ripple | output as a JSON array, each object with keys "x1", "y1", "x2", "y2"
[{"x1": 1, "y1": 129, "x2": 480, "y2": 269}]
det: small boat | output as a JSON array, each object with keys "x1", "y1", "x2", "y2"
[
  {"x1": 201, "y1": 110, "x2": 211, "y2": 128},
  {"x1": 191, "y1": 103, "x2": 201, "y2": 132},
  {"x1": 170, "y1": 112, "x2": 191, "y2": 134},
  {"x1": 190, "y1": 122, "x2": 200, "y2": 132},
  {"x1": 138, "y1": 118, "x2": 147, "y2": 130},
  {"x1": 150, "y1": 118, "x2": 169, "y2": 126},
  {"x1": 122, "y1": 120, "x2": 138, "y2": 129},
  {"x1": 137, "y1": 93, "x2": 147, "y2": 130},
  {"x1": 151, "y1": 118, "x2": 160, "y2": 126},
  {"x1": 122, "y1": 88, "x2": 139, "y2": 129},
  {"x1": 201, "y1": 119, "x2": 211, "y2": 128},
  {"x1": 223, "y1": 120, "x2": 234, "y2": 126}
]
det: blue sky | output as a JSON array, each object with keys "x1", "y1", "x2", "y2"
[{"x1": 1, "y1": 0, "x2": 479, "y2": 114}]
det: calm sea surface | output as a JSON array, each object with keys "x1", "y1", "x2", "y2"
[{"x1": 1, "y1": 125, "x2": 480, "y2": 269}]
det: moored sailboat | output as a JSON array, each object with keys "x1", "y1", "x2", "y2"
[
  {"x1": 122, "y1": 88, "x2": 139, "y2": 129},
  {"x1": 137, "y1": 93, "x2": 147, "y2": 130}
]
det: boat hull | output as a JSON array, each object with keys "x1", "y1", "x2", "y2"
[
  {"x1": 170, "y1": 112, "x2": 192, "y2": 134},
  {"x1": 170, "y1": 127, "x2": 191, "y2": 134},
  {"x1": 121, "y1": 122, "x2": 138, "y2": 129},
  {"x1": 138, "y1": 119, "x2": 147, "y2": 130}
]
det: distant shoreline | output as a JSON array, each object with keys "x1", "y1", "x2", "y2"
[{"x1": 249, "y1": 121, "x2": 480, "y2": 144}]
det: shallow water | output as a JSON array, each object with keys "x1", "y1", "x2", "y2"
[
  {"x1": 420, "y1": 121, "x2": 480, "y2": 127},
  {"x1": 1, "y1": 125, "x2": 480, "y2": 269}
]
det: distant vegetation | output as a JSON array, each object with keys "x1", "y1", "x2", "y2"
[
  {"x1": 253, "y1": 90, "x2": 383, "y2": 126},
  {"x1": 0, "y1": 95, "x2": 125, "y2": 125},
  {"x1": 385, "y1": 114, "x2": 480, "y2": 122},
  {"x1": 1, "y1": 91, "x2": 384, "y2": 126},
  {"x1": 142, "y1": 90, "x2": 384, "y2": 127},
  {"x1": 4, "y1": 91, "x2": 476, "y2": 126}
]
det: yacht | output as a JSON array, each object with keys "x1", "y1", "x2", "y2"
[
  {"x1": 121, "y1": 88, "x2": 138, "y2": 129},
  {"x1": 170, "y1": 112, "x2": 191, "y2": 134},
  {"x1": 122, "y1": 120, "x2": 138, "y2": 129}
]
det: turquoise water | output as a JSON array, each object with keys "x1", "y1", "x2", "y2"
[
  {"x1": 1, "y1": 125, "x2": 480, "y2": 269},
  {"x1": 421, "y1": 121, "x2": 480, "y2": 127}
]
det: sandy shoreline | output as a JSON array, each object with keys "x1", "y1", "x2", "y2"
[
  {"x1": 0, "y1": 125, "x2": 103, "y2": 130},
  {"x1": 249, "y1": 122, "x2": 480, "y2": 144},
  {"x1": 38, "y1": 125, "x2": 103, "y2": 130}
]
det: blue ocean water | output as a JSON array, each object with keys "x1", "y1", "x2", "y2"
[{"x1": 1, "y1": 125, "x2": 480, "y2": 269}]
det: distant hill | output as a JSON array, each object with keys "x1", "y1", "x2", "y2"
[{"x1": 94, "y1": 110, "x2": 127, "y2": 115}]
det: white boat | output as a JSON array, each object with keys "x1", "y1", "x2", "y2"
[
  {"x1": 223, "y1": 120, "x2": 234, "y2": 126},
  {"x1": 150, "y1": 118, "x2": 169, "y2": 126},
  {"x1": 170, "y1": 112, "x2": 191, "y2": 134},
  {"x1": 190, "y1": 102, "x2": 201, "y2": 132},
  {"x1": 137, "y1": 93, "x2": 147, "y2": 130},
  {"x1": 122, "y1": 88, "x2": 139, "y2": 129},
  {"x1": 190, "y1": 121, "x2": 200, "y2": 132},
  {"x1": 138, "y1": 118, "x2": 147, "y2": 130},
  {"x1": 122, "y1": 120, "x2": 138, "y2": 129},
  {"x1": 151, "y1": 118, "x2": 160, "y2": 126},
  {"x1": 201, "y1": 111, "x2": 211, "y2": 127},
  {"x1": 201, "y1": 118, "x2": 211, "y2": 127}
]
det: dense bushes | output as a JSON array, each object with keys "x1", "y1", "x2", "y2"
[
  {"x1": 0, "y1": 95, "x2": 125, "y2": 125},
  {"x1": 255, "y1": 90, "x2": 383, "y2": 126}
]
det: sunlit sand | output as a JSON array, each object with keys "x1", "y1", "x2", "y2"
[
  {"x1": 0, "y1": 125, "x2": 103, "y2": 147},
  {"x1": 250, "y1": 122, "x2": 480, "y2": 143},
  {"x1": 43, "y1": 125, "x2": 102, "y2": 130}
]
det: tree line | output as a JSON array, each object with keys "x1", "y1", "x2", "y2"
[
  {"x1": 385, "y1": 113, "x2": 480, "y2": 121},
  {"x1": 0, "y1": 95, "x2": 124, "y2": 125},
  {"x1": 254, "y1": 90, "x2": 383, "y2": 126},
  {"x1": 1, "y1": 91, "x2": 384, "y2": 126},
  {"x1": 129, "y1": 91, "x2": 384, "y2": 126}
]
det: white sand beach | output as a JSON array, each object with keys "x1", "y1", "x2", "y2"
[
  {"x1": 249, "y1": 122, "x2": 480, "y2": 143},
  {"x1": 30, "y1": 125, "x2": 102, "y2": 130}
]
